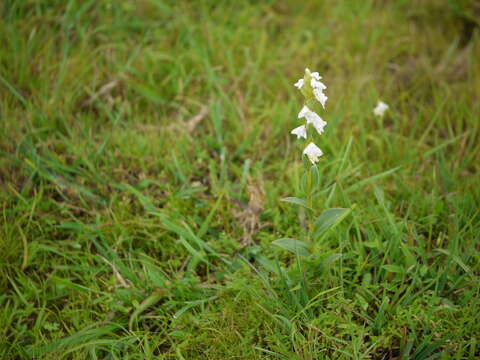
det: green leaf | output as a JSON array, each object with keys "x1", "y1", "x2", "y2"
[
  {"x1": 50, "y1": 276, "x2": 105, "y2": 295},
  {"x1": 314, "y1": 207, "x2": 353, "y2": 237},
  {"x1": 173, "y1": 298, "x2": 213, "y2": 319},
  {"x1": 345, "y1": 167, "x2": 400, "y2": 193},
  {"x1": 129, "y1": 290, "x2": 167, "y2": 330},
  {"x1": 280, "y1": 197, "x2": 310, "y2": 209},
  {"x1": 399, "y1": 242, "x2": 416, "y2": 268},
  {"x1": 434, "y1": 249, "x2": 476, "y2": 279},
  {"x1": 300, "y1": 172, "x2": 308, "y2": 193},
  {"x1": 129, "y1": 80, "x2": 167, "y2": 104},
  {"x1": 272, "y1": 238, "x2": 311, "y2": 257},
  {"x1": 382, "y1": 264, "x2": 405, "y2": 273},
  {"x1": 116, "y1": 183, "x2": 157, "y2": 212},
  {"x1": 321, "y1": 253, "x2": 343, "y2": 266}
]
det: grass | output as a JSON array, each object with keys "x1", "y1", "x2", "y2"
[{"x1": 1, "y1": 0, "x2": 479, "y2": 358}]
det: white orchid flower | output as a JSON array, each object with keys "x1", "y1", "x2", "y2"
[
  {"x1": 311, "y1": 78, "x2": 326, "y2": 91},
  {"x1": 294, "y1": 69, "x2": 324, "y2": 88},
  {"x1": 298, "y1": 105, "x2": 327, "y2": 135},
  {"x1": 310, "y1": 76, "x2": 328, "y2": 108},
  {"x1": 313, "y1": 88, "x2": 328, "y2": 108},
  {"x1": 303, "y1": 142, "x2": 323, "y2": 164},
  {"x1": 294, "y1": 78, "x2": 304, "y2": 88},
  {"x1": 290, "y1": 125, "x2": 307, "y2": 139},
  {"x1": 305, "y1": 68, "x2": 321, "y2": 81},
  {"x1": 373, "y1": 101, "x2": 389, "y2": 117}
]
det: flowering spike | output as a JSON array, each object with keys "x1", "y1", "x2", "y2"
[
  {"x1": 305, "y1": 68, "x2": 321, "y2": 80},
  {"x1": 292, "y1": 69, "x2": 329, "y2": 162},
  {"x1": 295, "y1": 68, "x2": 328, "y2": 108}
]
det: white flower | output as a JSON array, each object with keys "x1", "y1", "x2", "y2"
[
  {"x1": 294, "y1": 68, "x2": 326, "y2": 91},
  {"x1": 290, "y1": 125, "x2": 307, "y2": 139},
  {"x1": 306, "y1": 68, "x2": 321, "y2": 81},
  {"x1": 298, "y1": 106, "x2": 327, "y2": 135},
  {"x1": 306, "y1": 69, "x2": 328, "y2": 107},
  {"x1": 303, "y1": 142, "x2": 323, "y2": 164},
  {"x1": 311, "y1": 78, "x2": 326, "y2": 91},
  {"x1": 294, "y1": 79, "x2": 304, "y2": 88},
  {"x1": 373, "y1": 101, "x2": 389, "y2": 117},
  {"x1": 313, "y1": 88, "x2": 328, "y2": 108}
]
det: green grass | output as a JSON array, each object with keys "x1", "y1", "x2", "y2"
[{"x1": 1, "y1": 0, "x2": 479, "y2": 358}]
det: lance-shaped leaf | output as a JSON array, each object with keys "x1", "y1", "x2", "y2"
[
  {"x1": 314, "y1": 207, "x2": 353, "y2": 238},
  {"x1": 280, "y1": 197, "x2": 311, "y2": 210},
  {"x1": 272, "y1": 238, "x2": 311, "y2": 257}
]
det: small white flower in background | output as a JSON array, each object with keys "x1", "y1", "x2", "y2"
[
  {"x1": 290, "y1": 125, "x2": 307, "y2": 139},
  {"x1": 373, "y1": 100, "x2": 389, "y2": 117},
  {"x1": 298, "y1": 105, "x2": 327, "y2": 135},
  {"x1": 303, "y1": 142, "x2": 323, "y2": 164}
]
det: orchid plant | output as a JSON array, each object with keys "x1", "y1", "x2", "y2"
[{"x1": 273, "y1": 68, "x2": 353, "y2": 258}]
